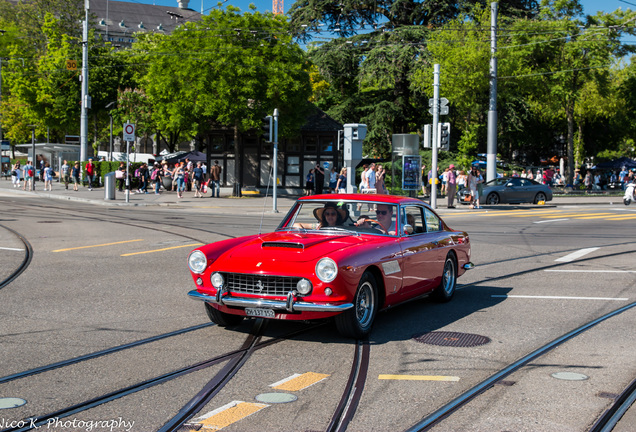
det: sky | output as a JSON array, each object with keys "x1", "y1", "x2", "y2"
[{"x1": 130, "y1": 0, "x2": 635, "y2": 17}]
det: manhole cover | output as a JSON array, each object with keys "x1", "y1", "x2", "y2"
[
  {"x1": 255, "y1": 392, "x2": 297, "y2": 404},
  {"x1": 413, "y1": 331, "x2": 491, "y2": 347}
]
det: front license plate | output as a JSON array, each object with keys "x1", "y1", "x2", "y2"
[{"x1": 245, "y1": 308, "x2": 275, "y2": 318}]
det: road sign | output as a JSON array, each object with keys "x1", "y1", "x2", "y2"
[
  {"x1": 123, "y1": 123, "x2": 136, "y2": 142},
  {"x1": 428, "y1": 97, "x2": 449, "y2": 115},
  {"x1": 66, "y1": 59, "x2": 77, "y2": 70}
]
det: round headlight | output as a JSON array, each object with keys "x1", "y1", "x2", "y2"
[
  {"x1": 316, "y1": 258, "x2": 338, "y2": 283},
  {"x1": 188, "y1": 250, "x2": 207, "y2": 274},
  {"x1": 296, "y1": 279, "x2": 312, "y2": 295},
  {"x1": 211, "y1": 272, "x2": 224, "y2": 289}
]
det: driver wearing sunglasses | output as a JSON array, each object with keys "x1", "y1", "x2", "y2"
[{"x1": 375, "y1": 204, "x2": 395, "y2": 234}]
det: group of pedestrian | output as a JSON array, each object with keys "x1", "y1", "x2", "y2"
[{"x1": 305, "y1": 163, "x2": 389, "y2": 196}]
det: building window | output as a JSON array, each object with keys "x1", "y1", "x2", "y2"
[
  {"x1": 320, "y1": 136, "x2": 334, "y2": 153},
  {"x1": 210, "y1": 135, "x2": 225, "y2": 152},
  {"x1": 304, "y1": 136, "x2": 318, "y2": 153},
  {"x1": 287, "y1": 137, "x2": 301, "y2": 153},
  {"x1": 287, "y1": 156, "x2": 300, "y2": 174}
]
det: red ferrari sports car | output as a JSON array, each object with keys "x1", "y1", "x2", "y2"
[{"x1": 187, "y1": 194, "x2": 473, "y2": 338}]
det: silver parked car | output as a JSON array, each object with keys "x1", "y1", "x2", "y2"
[{"x1": 458, "y1": 177, "x2": 553, "y2": 205}]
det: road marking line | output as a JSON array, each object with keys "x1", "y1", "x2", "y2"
[
  {"x1": 602, "y1": 215, "x2": 636, "y2": 220},
  {"x1": 574, "y1": 214, "x2": 630, "y2": 219},
  {"x1": 545, "y1": 269, "x2": 636, "y2": 273},
  {"x1": 0, "y1": 247, "x2": 24, "y2": 251},
  {"x1": 555, "y1": 247, "x2": 599, "y2": 262},
  {"x1": 534, "y1": 218, "x2": 570, "y2": 223},
  {"x1": 543, "y1": 213, "x2": 614, "y2": 218},
  {"x1": 120, "y1": 243, "x2": 203, "y2": 256},
  {"x1": 378, "y1": 374, "x2": 460, "y2": 382},
  {"x1": 52, "y1": 239, "x2": 144, "y2": 252},
  {"x1": 192, "y1": 401, "x2": 268, "y2": 430},
  {"x1": 492, "y1": 295, "x2": 629, "y2": 301},
  {"x1": 271, "y1": 372, "x2": 330, "y2": 391}
]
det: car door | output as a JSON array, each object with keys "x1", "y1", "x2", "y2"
[
  {"x1": 500, "y1": 178, "x2": 525, "y2": 203},
  {"x1": 398, "y1": 205, "x2": 445, "y2": 297}
]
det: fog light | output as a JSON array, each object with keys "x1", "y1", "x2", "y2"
[
  {"x1": 196, "y1": 277, "x2": 203, "y2": 286},
  {"x1": 324, "y1": 288, "x2": 333, "y2": 296},
  {"x1": 211, "y1": 272, "x2": 224, "y2": 288},
  {"x1": 296, "y1": 278, "x2": 312, "y2": 295}
]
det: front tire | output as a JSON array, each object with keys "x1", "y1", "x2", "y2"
[
  {"x1": 486, "y1": 192, "x2": 500, "y2": 205},
  {"x1": 205, "y1": 303, "x2": 244, "y2": 327},
  {"x1": 431, "y1": 254, "x2": 457, "y2": 303},
  {"x1": 624, "y1": 198, "x2": 631, "y2": 206},
  {"x1": 335, "y1": 272, "x2": 378, "y2": 338}
]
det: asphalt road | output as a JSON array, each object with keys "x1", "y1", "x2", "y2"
[{"x1": 0, "y1": 190, "x2": 635, "y2": 432}]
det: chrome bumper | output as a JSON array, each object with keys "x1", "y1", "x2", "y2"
[
  {"x1": 188, "y1": 289, "x2": 354, "y2": 313},
  {"x1": 463, "y1": 262, "x2": 475, "y2": 270}
]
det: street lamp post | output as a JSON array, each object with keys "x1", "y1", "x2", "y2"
[{"x1": 106, "y1": 102, "x2": 115, "y2": 161}]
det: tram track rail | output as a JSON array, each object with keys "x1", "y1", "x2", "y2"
[
  {"x1": 2, "y1": 198, "x2": 635, "y2": 431},
  {"x1": 0, "y1": 223, "x2": 33, "y2": 291}
]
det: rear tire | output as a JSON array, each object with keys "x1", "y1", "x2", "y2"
[
  {"x1": 431, "y1": 254, "x2": 457, "y2": 303},
  {"x1": 335, "y1": 272, "x2": 378, "y2": 338},
  {"x1": 624, "y1": 198, "x2": 631, "y2": 206},
  {"x1": 205, "y1": 303, "x2": 244, "y2": 327},
  {"x1": 534, "y1": 192, "x2": 547, "y2": 204}
]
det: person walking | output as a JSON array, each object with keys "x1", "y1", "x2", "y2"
[
  {"x1": 138, "y1": 163, "x2": 149, "y2": 194},
  {"x1": 85, "y1": 158, "x2": 95, "y2": 190},
  {"x1": 23, "y1": 160, "x2": 34, "y2": 191},
  {"x1": 61, "y1": 160, "x2": 70, "y2": 190},
  {"x1": 329, "y1": 167, "x2": 338, "y2": 193},
  {"x1": 376, "y1": 165, "x2": 387, "y2": 194},
  {"x1": 336, "y1": 167, "x2": 347, "y2": 193},
  {"x1": 173, "y1": 162, "x2": 186, "y2": 198},
  {"x1": 151, "y1": 163, "x2": 163, "y2": 195},
  {"x1": 446, "y1": 164, "x2": 457, "y2": 208},
  {"x1": 11, "y1": 162, "x2": 21, "y2": 188},
  {"x1": 468, "y1": 166, "x2": 483, "y2": 209},
  {"x1": 71, "y1": 162, "x2": 81, "y2": 191},
  {"x1": 209, "y1": 160, "x2": 222, "y2": 198},
  {"x1": 192, "y1": 162, "x2": 204, "y2": 198},
  {"x1": 366, "y1": 163, "x2": 377, "y2": 192},
  {"x1": 43, "y1": 163, "x2": 53, "y2": 191}
]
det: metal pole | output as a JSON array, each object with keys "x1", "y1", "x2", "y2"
[
  {"x1": 272, "y1": 108, "x2": 279, "y2": 213},
  {"x1": 431, "y1": 64, "x2": 440, "y2": 210},
  {"x1": 80, "y1": 0, "x2": 89, "y2": 162},
  {"x1": 31, "y1": 127, "x2": 35, "y2": 191},
  {"x1": 109, "y1": 114, "x2": 113, "y2": 161},
  {"x1": 486, "y1": 1, "x2": 498, "y2": 182},
  {"x1": 125, "y1": 140, "x2": 130, "y2": 203},
  {"x1": 0, "y1": 56, "x2": 3, "y2": 142}
]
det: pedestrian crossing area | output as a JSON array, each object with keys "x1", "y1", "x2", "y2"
[{"x1": 443, "y1": 208, "x2": 636, "y2": 221}]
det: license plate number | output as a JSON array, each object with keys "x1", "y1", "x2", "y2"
[{"x1": 245, "y1": 308, "x2": 275, "y2": 318}]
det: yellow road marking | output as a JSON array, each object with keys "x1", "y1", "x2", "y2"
[
  {"x1": 538, "y1": 212, "x2": 614, "y2": 219},
  {"x1": 271, "y1": 372, "x2": 330, "y2": 391},
  {"x1": 120, "y1": 243, "x2": 203, "y2": 256},
  {"x1": 53, "y1": 239, "x2": 144, "y2": 252},
  {"x1": 378, "y1": 374, "x2": 460, "y2": 381},
  {"x1": 194, "y1": 401, "x2": 267, "y2": 430},
  {"x1": 571, "y1": 213, "x2": 627, "y2": 219},
  {"x1": 604, "y1": 215, "x2": 636, "y2": 220}
]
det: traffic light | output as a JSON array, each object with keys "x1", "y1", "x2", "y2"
[
  {"x1": 438, "y1": 122, "x2": 450, "y2": 150},
  {"x1": 261, "y1": 115, "x2": 273, "y2": 142},
  {"x1": 337, "y1": 130, "x2": 344, "y2": 149}
]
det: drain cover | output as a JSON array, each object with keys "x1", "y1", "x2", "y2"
[{"x1": 413, "y1": 331, "x2": 491, "y2": 347}]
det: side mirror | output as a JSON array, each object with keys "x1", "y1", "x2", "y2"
[{"x1": 403, "y1": 224, "x2": 414, "y2": 235}]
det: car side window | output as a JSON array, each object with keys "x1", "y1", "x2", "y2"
[
  {"x1": 508, "y1": 178, "x2": 522, "y2": 187},
  {"x1": 402, "y1": 206, "x2": 425, "y2": 235},
  {"x1": 424, "y1": 208, "x2": 441, "y2": 232}
]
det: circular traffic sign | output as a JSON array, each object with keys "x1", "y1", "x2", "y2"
[{"x1": 124, "y1": 124, "x2": 134, "y2": 134}]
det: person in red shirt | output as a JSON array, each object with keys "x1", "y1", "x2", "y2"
[{"x1": 85, "y1": 158, "x2": 95, "y2": 191}]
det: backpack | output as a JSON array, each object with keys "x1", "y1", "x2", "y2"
[
  {"x1": 151, "y1": 169, "x2": 158, "y2": 180},
  {"x1": 134, "y1": 168, "x2": 140, "y2": 178},
  {"x1": 28, "y1": 169, "x2": 34, "y2": 177}
]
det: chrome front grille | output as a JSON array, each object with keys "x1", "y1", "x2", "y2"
[{"x1": 223, "y1": 273, "x2": 300, "y2": 297}]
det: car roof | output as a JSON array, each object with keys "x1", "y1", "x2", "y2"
[{"x1": 298, "y1": 193, "x2": 426, "y2": 207}]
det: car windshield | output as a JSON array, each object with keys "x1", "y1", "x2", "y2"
[{"x1": 278, "y1": 199, "x2": 398, "y2": 236}]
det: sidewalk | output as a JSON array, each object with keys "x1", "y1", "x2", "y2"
[{"x1": 0, "y1": 177, "x2": 623, "y2": 211}]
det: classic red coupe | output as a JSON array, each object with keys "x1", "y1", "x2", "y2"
[{"x1": 187, "y1": 194, "x2": 473, "y2": 338}]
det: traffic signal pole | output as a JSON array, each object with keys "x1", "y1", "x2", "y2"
[
  {"x1": 273, "y1": 108, "x2": 279, "y2": 213},
  {"x1": 431, "y1": 64, "x2": 440, "y2": 210},
  {"x1": 486, "y1": 2, "x2": 498, "y2": 182},
  {"x1": 80, "y1": 0, "x2": 89, "y2": 162}
]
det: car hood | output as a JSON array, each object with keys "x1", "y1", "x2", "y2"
[{"x1": 216, "y1": 230, "x2": 368, "y2": 265}]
